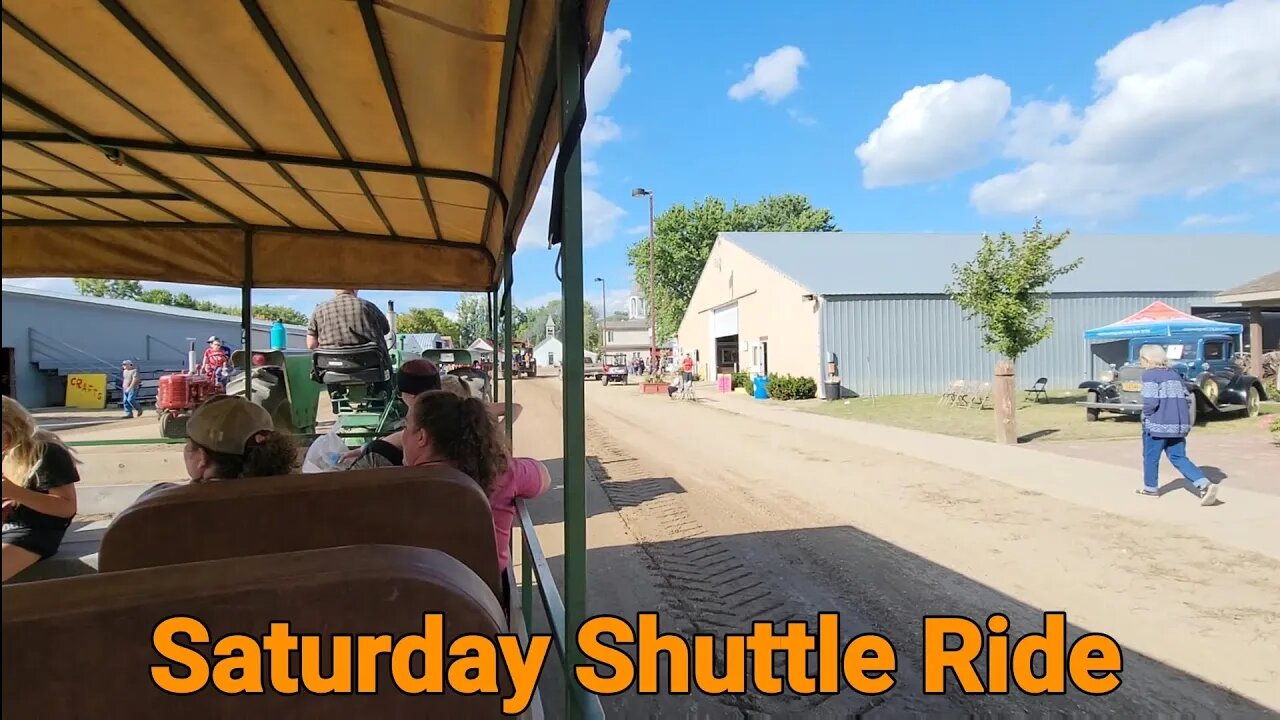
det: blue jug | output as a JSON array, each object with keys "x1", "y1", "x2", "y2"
[{"x1": 270, "y1": 320, "x2": 287, "y2": 350}]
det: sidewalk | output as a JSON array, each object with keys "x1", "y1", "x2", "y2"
[{"x1": 701, "y1": 390, "x2": 1280, "y2": 562}]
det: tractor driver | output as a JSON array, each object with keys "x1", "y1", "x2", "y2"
[{"x1": 306, "y1": 289, "x2": 391, "y2": 352}]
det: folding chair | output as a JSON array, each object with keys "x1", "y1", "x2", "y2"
[
  {"x1": 938, "y1": 380, "x2": 964, "y2": 406},
  {"x1": 968, "y1": 382, "x2": 992, "y2": 410},
  {"x1": 1025, "y1": 377, "x2": 1048, "y2": 403}
]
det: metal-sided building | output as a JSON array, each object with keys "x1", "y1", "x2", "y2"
[
  {"x1": 2, "y1": 284, "x2": 307, "y2": 407},
  {"x1": 675, "y1": 232, "x2": 1279, "y2": 398}
]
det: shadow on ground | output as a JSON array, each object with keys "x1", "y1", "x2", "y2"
[{"x1": 523, "y1": 467, "x2": 1270, "y2": 717}]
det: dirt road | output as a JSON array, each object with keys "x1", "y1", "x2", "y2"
[{"x1": 513, "y1": 378, "x2": 1280, "y2": 717}]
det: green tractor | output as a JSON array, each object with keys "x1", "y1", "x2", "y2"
[
  {"x1": 226, "y1": 349, "x2": 322, "y2": 436},
  {"x1": 421, "y1": 348, "x2": 490, "y2": 400},
  {"x1": 311, "y1": 344, "x2": 406, "y2": 448}
]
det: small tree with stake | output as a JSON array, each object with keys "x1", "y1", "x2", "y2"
[{"x1": 945, "y1": 219, "x2": 1083, "y2": 444}]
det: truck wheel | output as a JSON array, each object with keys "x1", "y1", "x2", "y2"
[
  {"x1": 602, "y1": 376, "x2": 609, "y2": 386},
  {"x1": 1188, "y1": 396, "x2": 1199, "y2": 426},
  {"x1": 1245, "y1": 386, "x2": 1260, "y2": 417},
  {"x1": 1085, "y1": 392, "x2": 1100, "y2": 422}
]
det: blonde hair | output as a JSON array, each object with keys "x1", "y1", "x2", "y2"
[
  {"x1": 1139, "y1": 344, "x2": 1168, "y2": 368},
  {"x1": 3, "y1": 395, "x2": 78, "y2": 489}
]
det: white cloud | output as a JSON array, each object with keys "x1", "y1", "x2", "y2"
[
  {"x1": 728, "y1": 46, "x2": 807, "y2": 104},
  {"x1": 1003, "y1": 100, "x2": 1079, "y2": 161},
  {"x1": 516, "y1": 169, "x2": 626, "y2": 254},
  {"x1": 787, "y1": 108, "x2": 817, "y2": 126},
  {"x1": 855, "y1": 75, "x2": 1011, "y2": 188},
  {"x1": 514, "y1": 29, "x2": 633, "y2": 254},
  {"x1": 624, "y1": 224, "x2": 649, "y2": 236},
  {"x1": 517, "y1": 291, "x2": 560, "y2": 310},
  {"x1": 1181, "y1": 212, "x2": 1251, "y2": 227},
  {"x1": 972, "y1": 0, "x2": 1280, "y2": 216},
  {"x1": 583, "y1": 29, "x2": 631, "y2": 150}
]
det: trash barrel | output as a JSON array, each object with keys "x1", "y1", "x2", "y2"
[
  {"x1": 825, "y1": 381, "x2": 841, "y2": 400},
  {"x1": 753, "y1": 375, "x2": 768, "y2": 400}
]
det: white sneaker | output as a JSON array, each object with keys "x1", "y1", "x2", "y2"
[{"x1": 1199, "y1": 484, "x2": 1219, "y2": 507}]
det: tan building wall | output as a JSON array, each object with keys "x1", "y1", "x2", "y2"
[{"x1": 675, "y1": 236, "x2": 820, "y2": 384}]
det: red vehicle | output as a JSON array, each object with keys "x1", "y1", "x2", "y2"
[{"x1": 155, "y1": 371, "x2": 224, "y2": 438}]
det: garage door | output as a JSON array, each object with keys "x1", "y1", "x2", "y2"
[{"x1": 711, "y1": 304, "x2": 738, "y2": 338}]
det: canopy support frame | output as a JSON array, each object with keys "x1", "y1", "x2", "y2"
[
  {"x1": 239, "y1": 0, "x2": 395, "y2": 236},
  {"x1": 96, "y1": 0, "x2": 346, "y2": 232},
  {"x1": 0, "y1": 7, "x2": 294, "y2": 227},
  {"x1": 356, "y1": 0, "x2": 444, "y2": 242},
  {"x1": 241, "y1": 228, "x2": 255, "y2": 403}
]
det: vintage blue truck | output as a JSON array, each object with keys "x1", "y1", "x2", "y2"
[{"x1": 1078, "y1": 333, "x2": 1267, "y2": 425}]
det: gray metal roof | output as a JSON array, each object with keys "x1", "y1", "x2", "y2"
[
  {"x1": 2, "y1": 283, "x2": 306, "y2": 330},
  {"x1": 721, "y1": 232, "x2": 1280, "y2": 297}
]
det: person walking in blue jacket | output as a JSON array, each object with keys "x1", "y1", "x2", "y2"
[{"x1": 1137, "y1": 344, "x2": 1217, "y2": 505}]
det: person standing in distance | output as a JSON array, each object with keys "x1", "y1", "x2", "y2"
[{"x1": 306, "y1": 289, "x2": 391, "y2": 351}]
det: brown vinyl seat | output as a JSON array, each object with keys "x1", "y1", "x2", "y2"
[
  {"x1": 98, "y1": 466, "x2": 500, "y2": 597},
  {"x1": 2, "y1": 545, "x2": 509, "y2": 719}
]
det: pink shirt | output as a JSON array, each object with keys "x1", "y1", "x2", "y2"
[{"x1": 489, "y1": 457, "x2": 549, "y2": 571}]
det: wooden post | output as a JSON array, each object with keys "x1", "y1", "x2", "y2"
[
  {"x1": 994, "y1": 358, "x2": 1017, "y2": 445},
  {"x1": 1249, "y1": 306, "x2": 1264, "y2": 380}
]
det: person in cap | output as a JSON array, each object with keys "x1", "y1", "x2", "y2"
[
  {"x1": 201, "y1": 336, "x2": 230, "y2": 386},
  {"x1": 120, "y1": 359, "x2": 141, "y2": 418},
  {"x1": 342, "y1": 360, "x2": 519, "y2": 469},
  {"x1": 133, "y1": 395, "x2": 297, "y2": 504}
]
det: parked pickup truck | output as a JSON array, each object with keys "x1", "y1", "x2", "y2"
[{"x1": 583, "y1": 357, "x2": 606, "y2": 380}]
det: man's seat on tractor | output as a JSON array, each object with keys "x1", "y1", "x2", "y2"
[{"x1": 311, "y1": 343, "x2": 392, "y2": 387}]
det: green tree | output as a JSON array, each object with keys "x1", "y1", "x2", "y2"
[
  {"x1": 252, "y1": 304, "x2": 309, "y2": 326},
  {"x1": 627, "y1": 193, "x2": 838, "y2": 341},
  {"x1": 73, "y1": 278, "x2": 142, "y2": 299},
  {"x1": 944, "y1": 219, "x2": 1083, "y2": 361},
  {"x1": 397, "y1": 307, "x2": 462, "y2": 341},
  {"x1": 519, "y1": 299, "x2": 601, "y2": 354},
  {"x1": 607, "y1": 310, "x2": 629, "y2": 321},
  {"x1": 454, "y1": 295, "x2": 490, "y2": 347}
]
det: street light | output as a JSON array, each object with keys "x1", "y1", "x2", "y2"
[
  {"x1": 631, "y1": 187, "x2": 656, "y2": 368},
  {"x1": 594, "y1": 277, "x2": 606, "y2": 359}
]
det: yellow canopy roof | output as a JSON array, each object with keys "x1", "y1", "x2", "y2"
[{"x1": 1, "y1": 0, "x2": 607, "y2": 291}]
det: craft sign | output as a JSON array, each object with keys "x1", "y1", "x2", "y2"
[{"x1": 66, "y1": 373, "x2": 108, "y2": 409}]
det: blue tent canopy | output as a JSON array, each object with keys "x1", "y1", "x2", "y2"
[{"x1": 1083, "y1": 301, "x2": 1243, "y2": 343}]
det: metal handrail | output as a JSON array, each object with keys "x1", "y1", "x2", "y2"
[
  {"x1": 516, "y1": 499, "x2": 606, "y2": 720},
  {"x1": 28, "y1": 327, "x2": 117, "y2": 371}
]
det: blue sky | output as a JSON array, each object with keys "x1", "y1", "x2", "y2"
[{"x1": 9, "y1": 0, "x2": 1278, "y2": 318}]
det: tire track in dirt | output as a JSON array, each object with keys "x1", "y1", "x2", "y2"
[{"x1": 585, "y1": 418, "x2": 859, "y2": 717}]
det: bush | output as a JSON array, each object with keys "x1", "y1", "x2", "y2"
[
  {"x1": 765, "y1": 373, "x2": 817, "y2": 401},
  {"x1": 731, "y1": 372, "x2": 752, "y2": 391}
]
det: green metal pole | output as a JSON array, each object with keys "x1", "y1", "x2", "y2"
[
  {"x1": 503, "y1": 240, "x2": 515, "y2": 441},
  {"x1": 556, "y1": 3, "x2": 588, "y2": 716},
  {"x1": 241, "y1": 229, "x2": 254, "y2": 402},
  {"x1": 488, "y1": 290, "x2": 499, "y2": 402}
]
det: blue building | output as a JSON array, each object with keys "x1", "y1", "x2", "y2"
[{"x1": 2, "y1": 285, "x2": 308, "y2": 407}]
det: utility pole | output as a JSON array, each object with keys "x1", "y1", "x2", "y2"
[
  {"x1": 594, "y1": 277, "x2": 607, "y2": 359},
  {"x1": 632, "y1": 187, "x2": 656, "y2": 368}
]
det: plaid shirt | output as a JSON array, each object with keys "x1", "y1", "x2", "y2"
[{"x1": 308, "y1": 294, "x2": 390, "y2": 350}]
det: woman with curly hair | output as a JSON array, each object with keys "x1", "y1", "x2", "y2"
[
  {"x1": 3, "y1": 395, "x2": 81, "y2": 582},
  {"x1": 135, "y1": 395, "x2": 298, "y2": 503},
  {"x1": 401, "y1": 391, "x2": 550, "y2": 603}
]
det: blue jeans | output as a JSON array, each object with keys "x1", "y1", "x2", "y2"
[
  {"x1": 1142, "y1": 431, "x2": 1207, "y2": 491},
  {"x1": 122, "y1": 389, "x2": 138, "y2": 416}
]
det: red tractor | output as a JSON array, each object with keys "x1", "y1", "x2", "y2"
[{"x1": 155, "y1": 372, "x2": 223, "y2": 438}]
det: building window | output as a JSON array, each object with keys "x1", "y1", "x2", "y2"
[{"x1": 607, "y1": 331, "x2": 614, "y2": 342}]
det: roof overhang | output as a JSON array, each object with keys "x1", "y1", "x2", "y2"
[
  {"x1": 1214, "y1": 289, "x2": 1280, "y2": 305},
  {"x1": 1, "y1": 0, "x2": 608, "y2": 291}
]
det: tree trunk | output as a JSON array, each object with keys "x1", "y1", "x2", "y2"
[{"x1": 994, "y1": 358, "x2": 1017, "y2": 445}]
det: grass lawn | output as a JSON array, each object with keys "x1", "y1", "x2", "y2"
[{"x1": 794, "y1": 390, "x2": 1279, "y2": 443}]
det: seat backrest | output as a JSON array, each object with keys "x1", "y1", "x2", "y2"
[
  {"x1": 98, "y1": 465, "x2": 500, "y2": 597},
  {"x1": 311, "y1": 344, "x2": 390, "y2": 385},
  {"x1": 2, "y1": 546, "x2": 509, "y2": 718}
]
